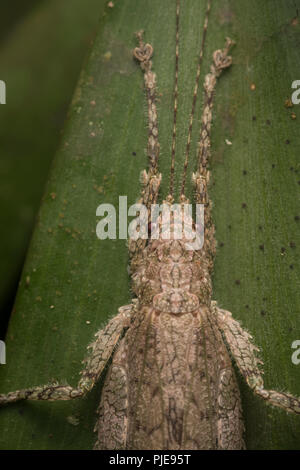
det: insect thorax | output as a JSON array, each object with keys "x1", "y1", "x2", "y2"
[{"x1": 131, "y1": 232, "x2": 212, "y2": 313}]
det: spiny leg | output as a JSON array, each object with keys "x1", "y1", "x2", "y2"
[
  {"x1": 217, "y1": 367, "x2": 245, "y2": 449},
  {"x1": 213, "y1": 303, "x2": 300, "y2": 414},
  {"x1": 193, "y1": 38, "x2": 234, "y2": 267},
  {"x1": 0, "y1": 305, "x2": 132, "y2": 405},
  {"x1": 94, "y1": 337, "x2": 128, "y2": 450},
  {"x1": 194, "y1": 38, "x2": 233, "y2": 204},
  {"x1": 130, "y1": 32, "x2": 162, "y2": 257},
  {"x1": 133, "y1": 31, "x2": 161, "y2": 211}
]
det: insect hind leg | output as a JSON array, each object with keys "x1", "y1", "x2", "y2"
[
  {"x1": 214, "y1": 304, "x2": 300, "y2": 415},
  {"x1": 0, "y1": 305, "x2": 132, "y2": 406},
  {"x1": 94, "y1": 336, "x2": 128, "y2": 450}
]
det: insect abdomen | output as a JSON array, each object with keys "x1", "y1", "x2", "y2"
[{"x1": 96, "y1": 304, "x2": 244, "y2": 450}]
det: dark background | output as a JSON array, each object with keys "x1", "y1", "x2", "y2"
[{"x1": 0, "y1": 0, "x2": 103, "y2": 339}]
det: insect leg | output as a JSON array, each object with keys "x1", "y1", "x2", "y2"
[
  {"x1": 193, "y1": 38, "x2": 234, "y2": 206},
  {"x1": 133, "y1": 31, "x2": 161, "y2": 210},
  {"x1": 193, "y1": 39, "x2": 233, "y2": 266},
  {"x1": 216, "y1": 367, "x2": 245, "y2": 449},
  {"x1": 93, "y1": 336, "x2": 128, "y2": 450},
  {"x1": 129, "y1": 33, "x2": 162, "y2": 257},
  {"x1": 0, "y1": 304, "x2": 132, "y2": 405},
  {"x1": 214, "y1": 304, "x2": 300, "y2": 414}
]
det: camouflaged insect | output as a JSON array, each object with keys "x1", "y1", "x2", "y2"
[{"x1": 1, "y1": 0, "x2": 300, "y2": 450}]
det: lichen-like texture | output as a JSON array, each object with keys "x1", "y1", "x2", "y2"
[{"x1": 0, "y1": 0, "x2": 299, "y2": 450}]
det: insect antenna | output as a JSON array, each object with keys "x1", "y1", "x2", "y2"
[
  {"x1": 168, "y1": 0, "x2": 180, "y2": 200},
  {"x1": 180, "y1": 0, "x2": 212, "y2": 199}
]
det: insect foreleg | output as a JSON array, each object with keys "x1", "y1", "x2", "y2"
[
  {"x1": 193, "y1": 38, "x2": 234, "y2": 268},
  {"x1": 193, "y1": 38, "x2": 233, "y2": 205},
  {"x1": 129, "y1": 33, "x2": 161, "y2": 258},
  {"x1": 214, "y1": 304, "x2": 300, "y2": 414},
  {"x1": 133, "y1": 31, "x2": 161, "y2": 209},
  {"x1": 0, "y1": 305, "x2": 132, "y2": 405}
]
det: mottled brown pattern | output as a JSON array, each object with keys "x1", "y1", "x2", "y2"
[
  {"x1": 95, "y1": 226, "x2": 244, "y2": 449},
  {"x1": 1, "y1": 0, "x2": 300, "y2": 451}
]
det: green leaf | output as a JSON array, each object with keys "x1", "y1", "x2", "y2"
[
  {"x1": 0, "y1": 0, "x2": 105, "y2": 325},
  {"x1": 0, "y1": 0, "x2": 299, "y2": 450}
]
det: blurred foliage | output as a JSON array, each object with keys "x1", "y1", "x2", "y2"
[
  {"x1": 0, "y1": 1, "x2": 43, "y2": 42},
  {"x1": 0, "y1": 0, "x2": 106, "y2": 337},
  {"x1": 0, "y1": 0, "x2": 299, "y2": 450}
]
